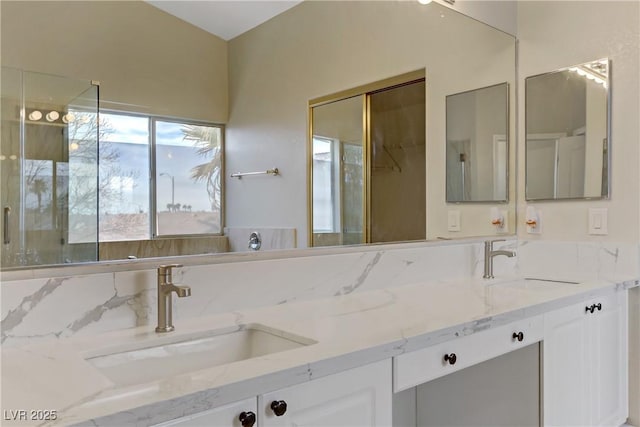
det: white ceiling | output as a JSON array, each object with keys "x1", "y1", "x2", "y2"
[{"x1": 146, "y1": 1, "x2": 303, "y2": 41}]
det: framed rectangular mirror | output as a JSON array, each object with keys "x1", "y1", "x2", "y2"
[
  {"x1": 446, "y1": 82, "x2": 509, "y2": 203},
  {"x1": 525, "y1": 59, "x2": 610, "y2": 201}
]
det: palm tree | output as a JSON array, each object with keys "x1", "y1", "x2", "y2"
[{"x1": 182, "y1": 125, "x2": 222, "y2": 212}]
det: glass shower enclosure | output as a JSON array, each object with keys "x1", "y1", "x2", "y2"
[{"x1": 1, "y1": 68, "x2": 99, "y2": 269}]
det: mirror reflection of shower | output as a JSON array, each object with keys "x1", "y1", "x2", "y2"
[
  {"x1": 446, "y1": 83, "x2": 509, "y2": 203},
  {"x1": 525, "y1": 59, "x2": 609, "y2": 201},
  {"x1": 1, "y1": 67, "x2": 99, "y2": 269}
]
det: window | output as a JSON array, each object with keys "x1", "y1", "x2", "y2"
[
  {"x1": 85, "y1": 111, "x2": 223, "y2": 242},
  {"x1": 312, "y1": 136, "x2": 339, "y2": 233},
  {"x1": 98, "y1": 113, "x2": 150, "y2": 241},
  {"x1": 154, "y1": 120, "x2": 223, "y2": 236}
]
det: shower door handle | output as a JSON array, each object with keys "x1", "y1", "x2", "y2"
[{"x1": 3, "y1": 206, "x2": 10, "y2": 244}]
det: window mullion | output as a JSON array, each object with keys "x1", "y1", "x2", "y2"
[{"x1": 149, "y1": 117, "x2": 157, "y2": 239}]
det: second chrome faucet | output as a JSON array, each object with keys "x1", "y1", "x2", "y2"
[
  {"x1": 483, "y1": 240, "x2": 515, "y2": 279},
  {"x1": 156, "y1": 264, "x2": 191, "y2": 333}
]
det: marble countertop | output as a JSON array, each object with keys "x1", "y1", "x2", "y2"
[{"x1": 2, "y1": 275, "x2": 637, "y2": 426}]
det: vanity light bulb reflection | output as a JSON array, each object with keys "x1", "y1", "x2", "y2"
[
  {"x1": 418, "y1": 0, "x2": 432, "y2": 4},
  {"x1": 28, "y1": 110, "x2": 42, "y2": 121},
  {"x1": 569, "y1": 66, "x2": 606, "y2": 88},
  {"x1": 46, "y1": 111, "x2": 60, "y2": 122},
  {"x1": 62, "y1": 113, "x2": 76, "y2": 124}
]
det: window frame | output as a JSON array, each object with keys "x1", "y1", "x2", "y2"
[
  {"x1": 150, "y1": 116, "x2": 225, "y2": 239},
  {"x1": 97, "y1": 109, "x2": 225, "y2": 242}
]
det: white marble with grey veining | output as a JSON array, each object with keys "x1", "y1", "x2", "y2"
[
  {"x1": 516, "y1": 240, "x2": 639, "y2": 283},
  {"x1": 2, "y1": 240, "x2": 516, "y2": 347},
  {"x1": 1, "y1": 238, "x2": 638, "y2": 425},
  {"x1": 1, "y1": 275, "x2": 637, "y2": 426},
  {"x1": 3, "y1": 239, "x2": 637, "y2": 348}
]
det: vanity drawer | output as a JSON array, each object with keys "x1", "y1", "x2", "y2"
[{"x1": 393, "y1": 315, "x2": 543, "y2": 392}]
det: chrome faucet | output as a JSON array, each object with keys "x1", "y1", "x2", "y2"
[
  {"x1": 156, "y1": 264, "x2": 191, "y2": 333},
  {"x1": 483, "y1": 240, "x2": 515, "y2": 279}
]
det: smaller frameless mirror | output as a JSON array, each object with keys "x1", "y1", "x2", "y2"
[
  {"x1": 525, "y1": 59, "x2": 610, "y2": 201},
  {"x1": 446, "y1": 83, "x2": 509, "y2": 203}
]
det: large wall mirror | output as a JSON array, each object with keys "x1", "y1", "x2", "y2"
[
  {"x1": 1, "y1": 0, "x2": 516, "y2": 270},
  {"x1": 446, "y1": 83, "x2": 509, "y2": 203},
  {"x1": 525, "y1": 59, "x2": 610, "y2": 200}
]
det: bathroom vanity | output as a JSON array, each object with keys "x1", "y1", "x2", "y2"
[{"x1": 1, "y1": 276, "x2": 634, "y2": 427}]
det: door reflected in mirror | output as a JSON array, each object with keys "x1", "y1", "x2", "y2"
[
  {"x1": 525, "y1": 59, "x2": 610, "y2": 200},
  {"x1": 311, "y1": 95, "x2": 365, "y2": 247},
  {"x1": 310, "y1": 74, "x2": 426, "y2": 247},
  {"x1": 446, "y1": 83, "x2": 509, "y2": 203}
]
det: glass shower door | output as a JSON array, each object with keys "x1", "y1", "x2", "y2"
[
  {"x1": 369, "y1": 80, "x2": 426, "y2": 243},
  {"x1": 311, "y1": 95, "x2": 365, "y2": 247},
  {"x1": 1, "y1": 68, "x2": 99, "y2": 269}
]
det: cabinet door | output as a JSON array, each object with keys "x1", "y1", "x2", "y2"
[
  {"x1": 152, "y1": 397, "x2": 257, "y2": 427},
  {"x1": 588, "y1": 292, "x2": 628, "y2": 427},
  {"x1": 543, "y1": 291, "x2": 629, "y2": 427},
  {"x1": 259, "y1": 359, "x2": 391, "y2": 427},
  {"x1": 542, "y1": 301, "x2": 590, "y2": 427}
]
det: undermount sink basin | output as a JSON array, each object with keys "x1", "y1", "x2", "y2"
[{"x1": 86, "y1": 324, "x2": 316, "y2": 387}]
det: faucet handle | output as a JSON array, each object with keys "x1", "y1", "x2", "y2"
[
  {"x1": 485, "y1": 239, "x2": 505, "y2": 249},
  {"x1": 158, "y1": 264, "x2": 183, "y2": 275},
  {"x1": 159, "y1": 263, "x2": 183, "y2": 268}
]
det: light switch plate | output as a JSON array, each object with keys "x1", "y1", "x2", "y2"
[
  {"x1": 448, "y1": 210, "x2": 461, "y2": 232},
  {"x1": 588, "y1": 208, "x2": 608, "y2": 235}
]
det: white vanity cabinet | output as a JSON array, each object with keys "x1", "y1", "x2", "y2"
[
  {"x1": 153, "y1": 359, "x2": 391, "y2": 427},
  {"x1": 259, "y1": 359, "x2": 392, "y2": 427},
  {"x1": 152, "y1": 397, "x2": 257, "y2": 427},
  {"x1": 542, "y1": 291, "x2": 628, "y2": 427},
  {"x1": 393, "y1": 315, "x2": 544, "y2": 392},
  {"x1": 110, "y1": 286, "x2": 632, "y2": 427}
]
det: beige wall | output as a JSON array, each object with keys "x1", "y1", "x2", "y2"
[
  {"x1": 517, "y1": 1, "x2": 639, "y2": 243},
  {"x1": 517, "y1": 2, "x2": 640, "y2": 423},
  {"x1": 227, "y1": 0, "x2": 516, "y2": 247},
  {"x1": 0, "y1": 1, "x2": 228, "y2": 123}
]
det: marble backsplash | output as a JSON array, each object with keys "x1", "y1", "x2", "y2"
[
  {"x1": 1, "y1": 240, "x2": 505, "y2": 347},
  {"x1": 515, "y1": 239, "x2": 639, "y2": 282},
  {"x1": 1, "y1": 239, "x2": 637, "y2": 348}
]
